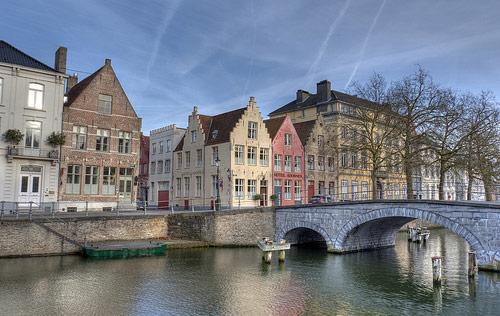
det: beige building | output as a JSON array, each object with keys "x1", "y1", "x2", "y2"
[
  {"x1": 173, "y1": 97, "x2": 272, "y2": 209},
  {"x1": 270, "y1": 80, "x2": 405, "y2": 201}
]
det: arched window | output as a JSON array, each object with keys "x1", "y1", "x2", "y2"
[{"x1": 28, "y1": 83, "x2": 44, "y2": 109}]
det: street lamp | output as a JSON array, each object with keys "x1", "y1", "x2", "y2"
[{"x1": 215, "y1": 156, "x2": 221, "y2": 211}]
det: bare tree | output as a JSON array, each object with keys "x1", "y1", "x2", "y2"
[
  {"x1": 388, "y1": 66, "x2": 443, "y2": 199},
  {"x1": 350, "y1": 73, "x2": 401, "y2": 199}
]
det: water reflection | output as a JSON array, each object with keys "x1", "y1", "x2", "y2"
[{"x1": 0, "y1": 229, "x2": 498, "y2": 315}]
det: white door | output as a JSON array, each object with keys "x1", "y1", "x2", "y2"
[{"x1": 18, "y1": 174, "x2": 41, "y2": 206}]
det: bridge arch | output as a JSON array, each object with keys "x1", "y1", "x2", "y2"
[
  {"x1": 331, "y1": 207, "x2": 485, "y2": 254},
  {"x1": 276, "y1": 221, "x2": 332, "y2": 247}
]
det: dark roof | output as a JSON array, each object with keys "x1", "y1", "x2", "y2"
[
  {"x1": 263, "y1": 116, "x2": 286, "y2": 140},
  {"x1": 198, "y1": 115, "x2": 212, "y2": 141},
  {"x1": 205, "y1": 108, "x2": 246, "y2": 145},
  {"x1": 293, "y1": 120, "x2": 316, "y2": 145},
  {"x1": 174, "y1": 135, "x2": 184, "y2": 152},
  {"x1": 0, "y1": 40, "x2": 56, "y2": 72},
  {"x1": 269, "y1": 89, "x2": 382, "y2": 116},
  {"x1": 65, "y1": 66, "x2": 104, "y2": 105}
]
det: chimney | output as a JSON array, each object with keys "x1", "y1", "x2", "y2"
[
  {"x1": 296, "y1": 90, "x2": 310, "y2": 103},
  {"x1": 105, "y1": 58, "x2": 111, "y2": 66},
  {"x1": 67, "y1": 73, "x2": 78, "y2": 92},
  {"x1": 316, "y1": 80, "x2": 331, "y2": 102},
  {"x1": 248, "y1": 96, "x2": 256, "y2": 108},
  {"x1": 55, "y1": 46, "x2": 67, "y2": 74},
  {"x1": 192, "y1": 105, "x2": 198, "y2": 115}
]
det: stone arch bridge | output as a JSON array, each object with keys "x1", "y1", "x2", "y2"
[{"x1": 275, "y1": 200, "x2": 500, "y2": 271}]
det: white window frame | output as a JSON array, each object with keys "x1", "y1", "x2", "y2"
[
  {"x1": 294, "y1": 156, "x2": 302, "y2": 172},
  {"x1": 84, "y1": 166, "x2": 99, "y2": 195},
  {"x1": 196, "y1": 149, "x2": 203, "y2": 167},
  {"x1": 294, "y1": 181, "x2": 302, "y2": 201},
  {"x1": 274, "y1": 154, "x2": 282, "y2": 171},
  {"x1": 118, "y1": 131, "x2": 131, "y2": 154},
  {"x1": 259, "y1": 148, "x2": 269, "y2": 166},
  {"x1": 185, "y1": 151, "x2": 190, "y2": 168},
  {"x1": 165, "y1": 159, "x2": 171, "y2": 173},
  {"x1": 284, "y1": 180, "x2": 292, "y2": 200},
  {"x1": 235, "y1": 179, "x2": 244, "y2": 198},
  {"x1": 97, "y1": 94, "x2": 112, "y2": 114},
  {"x1": 247, "y1": 179, "x2": 256, "y2": 199},
  {"x1": 184, "y1": 177, "x2": 190, "y2": 197},
  {"x1": 102, "y1": 167, "x2": 116, "y2": 195},
  {"x1": 247, "y1": 146, "x2": 257, "y2": 165},
  {"x1": 25, "y1": 121, "x2": 41, "y2": 149},
  {"x1": 235, "y1": 145, "x2": 244, "y2": 165},
  {"x1": 66, "y1": 165, "x2": 81, "y2": 194},
  {"x1": 284, "y1": 155, "x2": 292, "y2": 172},
  {"x1": 28, "y1": 83, "x2": 44, "y2": 109},
  {"x1": 248, "y1": 121, "x2": 258, "y2": 139},
  {"x1": 96, "y1": 129, "x2": 110, "y2": 152},
  {"x1": 195, "y1": 176, "x2": 202, "y2": 197},
  {"x1": 284, "y1": 133, "x2": 292, "y2": 146}
]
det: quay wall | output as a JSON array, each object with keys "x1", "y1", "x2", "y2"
[{"x1": 0, "y1": 208, "x2": 275, "y2": 257}]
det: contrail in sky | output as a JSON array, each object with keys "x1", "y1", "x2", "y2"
[
  {"x1": 307, "y1": 0, "x2": 351, "y2": 84},
  {"x1": 345, "y1": 0, "x2": 386, "y2": 89},
  {"x1": 242, "y1": 0, "x2": 257, "y2": 101},
  {"x1": 146, "y1": 1, "x2": 181, "y2": 82}
]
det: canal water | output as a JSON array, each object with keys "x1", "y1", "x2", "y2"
[{"x1": 0, "y1": 229, "x2": 499, "y2": 315}]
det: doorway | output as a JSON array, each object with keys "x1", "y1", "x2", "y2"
[{"x1": 18, "y1": 166, "x2": 42, "y2": 206}]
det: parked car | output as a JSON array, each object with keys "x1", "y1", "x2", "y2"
[
  {"x1": 308, "y1": 195, "x2": 333, "y2": 204},
  {"x1": 136, "y1": 200, "x2": 147, "y2": 210}
]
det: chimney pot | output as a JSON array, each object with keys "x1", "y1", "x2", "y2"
[
  {"x1": 55, "y1": 46, "x2": 67, "y2": 74},
  {"x1": 105, "y1": 58, "x2": 111, "y2": 66}
]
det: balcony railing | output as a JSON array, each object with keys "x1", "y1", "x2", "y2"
[{"x1": 6, "y1": 146, "x2": 59, "y2": 161}]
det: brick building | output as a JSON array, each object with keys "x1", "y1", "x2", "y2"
[
  {"x1": 58, "y1": 58, "x2": 142, "y2": 211},
  {"x1": 138, "y1": 133, "x2": 149, "y2": 202},
  {"x1": 264, "y1": 116, "x2": 305, "y2": 206}
]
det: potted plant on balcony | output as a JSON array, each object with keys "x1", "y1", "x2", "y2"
[
  {"x1": 46, "y1": 132, "x2": 65, "y2": 159},
  {"x1": 3, "y1": 129, "x2": 24, "y2": 156}
]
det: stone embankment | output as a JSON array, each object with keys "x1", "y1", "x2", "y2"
[{"x1": 0, "y1": 208, "x2": 275, "y2": 257}]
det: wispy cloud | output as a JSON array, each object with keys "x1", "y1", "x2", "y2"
[{"x1": 345, "y1": 0, "x2": 386, "y2": 89}]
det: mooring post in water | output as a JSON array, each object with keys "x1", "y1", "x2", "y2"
[
  {"x1": 468, "y1": 252, "x2": 477, "y2": 278},
  {"x1": 432, "y1": 256, "x2": 442, "y2": 285},
  {"x1": 278, "y1": 250, "x2": 286, "y2": 262},
  {"x1": 262, "y1": 251, "x2": 272, "y2": 264}
]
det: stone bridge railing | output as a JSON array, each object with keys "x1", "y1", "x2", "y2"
[{"x1": 275, "y1": 200, "x2": 500, "y2": 271}]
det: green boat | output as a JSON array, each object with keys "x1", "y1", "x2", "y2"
[{"x1": 82, "y1": 241, "x2": 167, "y2": 259}]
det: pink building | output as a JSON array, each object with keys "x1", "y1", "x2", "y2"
[{"x1": 264, "y1": 116, "x2": 305, "y2": 206}]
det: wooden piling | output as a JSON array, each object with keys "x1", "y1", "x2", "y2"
[
  {"x1": 468, "y1": 252, "x2": 477, "y2": 278},
  {"x1": 262, "y1": 251, "x2": 272, "y2": 264},
  {"x1": 278, "y1": 250, "x2": 286, "y2": 262},
  {"x1": 432, "y1": 256, "x2": 442, "y2": 285}
]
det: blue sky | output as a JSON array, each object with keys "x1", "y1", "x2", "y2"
[{"x1": 2, "y1": 0, "x2": 500, "y2": 133}]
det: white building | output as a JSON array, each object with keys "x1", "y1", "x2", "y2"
[
  {"x1": 148, "y1": 124, "x2": 185, "y2": 207},
  {"x1": 0, "y1": 41, "x2": 66, "y2": 209}
]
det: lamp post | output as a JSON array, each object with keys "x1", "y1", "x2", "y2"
[{"x1": 215, "y1": 156, "x2": 221, "y2": 211}]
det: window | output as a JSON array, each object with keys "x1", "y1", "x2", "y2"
[
  {"x1": 152, "y1": 143, "x2": 157, "y2": 155},
  {"x1": 150, "y1": 162, "x2": 156, "y2": 175},
  {"x1": 159, "y1": 141, "x2": 164, "y2": 154},
  {"x1": 341, "y1": 126, "x2": 348, "y2": 139},
  {"x1": 248, "y1": 121, "x2": 258, "y2": 139},
  {"x1": 0, "y1": 78, "x2": 3, "y2": 103},
  {"x1": 176, "y1": 152, "x2": 182, "y2": 169},
  {"x1": 361, "y1": 152, "x2": 368, "y2": 169},
  {"x1": 84, "y1": 166, "x2": 99, "y2": 194},
  {"x1": 247, "y1": 179, "x2": 256, "y2": 199},
  {"x1": 72, "y1": 126, "x2": 87, "y2": 150},
  {"x1": 28, "y1": 83, "x2": 43, "y2": 109},
  {"x1": 274, "y1": 155, "x2": 282, "y2": 171},
  {"x1": 166, "y1": 139, "x2": 172, "y2": 152},
  {"x1": 165, "y1": 159, "x2": 171, "y2": 173},
  {"x1": 351, "y1": 152, "x2": 357, "y2": 169},
  {"x1": 176, "y1": 178, "x2": 181, "y2": 197},
  {"x1": 341, "y1": 152, "x2": 347, "y2": 168},
  {"x1": 96, "y1": 129, "x2": 110, "y2": 152},
  {"x1": 157, "y1": 160, "x2": 163, "y2": 174},
  {"x1": 102, "y1": 167, "x2": 116, "y2": 195},
  {"x1": 294, "y1": 181, "x2": 302, "y2": 201},
  {"x1": 328, "y1": 157, "x2": 334, "y2": 171},
  {"x1": 235, "y1": 179, "x2": 244, "y2": 198},
  {"x1": 329, "y1": 182, "x2": 335, "y2": 196},
  {"x1": 212, "y1": 147, "x2": 218, "y2": 165},
  {"x1": 118, "y1": 131, "x2": 131, "y2": 153},
  {"x1": 317, "y1": 135, "x2": 324, "y2": 147},
  {"x1": 191, "y1": 130, "x2": 197, "y2": 143},
  {"x1": 247, "y1": 146, "x2": 257, "y2": 165},
  {"x1": 308, "y1": 155, "x2": 315, "y2": 170},
  {"x1": 184, "y1": 177, "x2": 190, "y2": 197},
  {"x1": 195, "y1": 176, "x2": 202, "y2": 197},
  {"x1": 351, "y1": 181, "x2": 358, "y2": 200},
  {"x1": 66, "y1": 165, "x2": 81, "y2": 194},
  {"x1": 361, "y1": 182, "x2": 369, "y2": 200},
  {"x1": 259, "y1": 148, "x2": 269, "y2": 166},
  {"x1": 318, "y1": 156, "x2": 325, "y2": 171},
  {"x1": 284, "y1": 133, "x2": 292, "y2": 146},
  {"x1": 97, "y1": 94, "x2": 112, "y2": 114},
  {"x1": 185, "y1": 151, "x2": 190, "y2": 168},
  {"x1": 318, "y1": 181, "x2": 325, "y2": 195},
  {"x1": 196, "y1": 149, "x2": 202, "y2": 167},
  {"x1": 341, "y1": 180, "x2": 349, "y2": 200},
  {"x1": 284, "y1": 180, "x2": 292, "y2": 200},
  {"x1": 235, "y1": 145, "x2": 244, "y2": 164},
  {"x1": 284, "y1": 155, "x2": 292, "y2": 172},
  {"x1": 25, "y1": 121, "x2": 41, "y2": 148},
  {"x1": 294, "y1": 156, "x2": 302, "y2": 172}
]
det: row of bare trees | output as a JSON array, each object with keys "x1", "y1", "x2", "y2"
[{"x1": 349, "y1": 66, "x2": 500, "y2": 201}]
